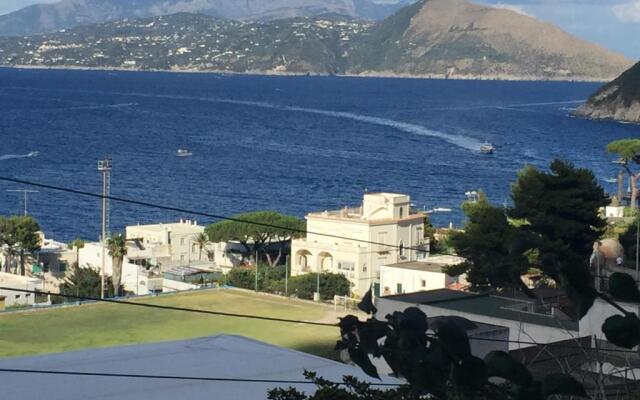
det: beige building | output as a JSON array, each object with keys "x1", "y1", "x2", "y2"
[
  {"x1": 125, "y1": 219, "x2": 209, "y2": 268},
  {"x1": 291, "y1": 193, "x2": 427, "y2": 297}
]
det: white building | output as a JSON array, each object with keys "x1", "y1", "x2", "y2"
[
  {"x1": 380, "y1": 255, "x2": 466, "y2": 296},
  {"x1": 291, "y1": 193, "x2": 427, "y2": 297},
  {"x1": 0, "y1": 272, "x2": 41, "y2": 309},
  {"x1": 126, "y1": 219, "x2": 209, "y2": 268},
  {"x1": 78, "y1": 241, "x2": 162, "y2": 296}
]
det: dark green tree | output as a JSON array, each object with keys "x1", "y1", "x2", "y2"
[
  {"x1": 7, "y1": 215, "x2": 41, "y2": 276},
  {"x1": 69, "y1": 238, "x2": 86, "y2": 269},
  {"x1": 289, "y1": 272, "x2": 351, "y2": 301},
  {"x1": 619, "y1": 216, "x2": 639, "y2": 266},
  {"x1": 607, "y1": 138, "x2": 640, "y2": 210},
  {"x1": 510, "y1": 160, "x2": 608, "y2": 316},
  {"x1": 448, "y1": 194, "x2": 533, "y2": 293},
  {"x1": 206, "y1": 211, "x2": 305, "y2": 266},
  {"x1": 106, "y1": 233, "x2": 127, "y2": 297},
  {"x1": 58, "y1": 264, "x2": 119, "y2": 300},
  {"x1": 193, "y1": 232, "x2": 210, "y2": 261},
  {"x1": 0, "y1": 216, "x2": 18, "y2": 273}
]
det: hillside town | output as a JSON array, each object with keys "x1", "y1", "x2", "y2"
[
  {"x1": 0, "y1": 14, "x2": 371, "y2": 74},
  {"x1": 2, "y1": 138, "x2": 640, "y2": 398},
  {"x1": 1, "y1": 0, "x2": 639, "y2": 396}
]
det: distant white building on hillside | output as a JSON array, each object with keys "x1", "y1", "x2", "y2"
[{"x1": 291, "y1": 193, "x2": 427, "y2": 297}]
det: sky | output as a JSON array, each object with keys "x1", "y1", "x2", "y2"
[
  {"x1": 478, "y1": 0, "x2": 640, "y2": 59},
  {"x1": 0, "y1": 0, "x2": 638, "y2": 59}
]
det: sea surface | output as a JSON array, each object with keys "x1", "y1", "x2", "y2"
[{"x1": 0, "y1": 68, "x2": 638, "y2": 242}]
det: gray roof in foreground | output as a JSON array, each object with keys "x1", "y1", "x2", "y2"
[{"x1": 0, "y1": 335, "x2": 399, "y2": 400}]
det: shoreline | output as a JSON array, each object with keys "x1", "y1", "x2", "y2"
[{"x1": 2, "y1": 64, "x2": 612, "y2": 83}]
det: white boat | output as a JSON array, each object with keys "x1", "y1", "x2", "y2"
[
  {"x1": 480, "y1": 142, "x2": 495, "y2": 154},
  {"x1": 603, "y1": 178, "x2": 618, "y2": 184},
  {"x1": 27, "y1": 151, "x2": 39, "y2": 157},
  {"x1": 176, "y1": 149, "x2": 192, "y2": 157}
]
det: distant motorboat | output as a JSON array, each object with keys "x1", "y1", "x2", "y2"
[
  {"x1": 27, "y1": 151, "x2": 39, "y2": 157},
  {"x1": 603, "y1": 178, "x2": 618, "y2": 184},
  {"x1": 480, "y1": 142, "x2": 495, "y2": 154},
  {"x1": 176, "y1": 149, "x2": 192, "y2": 157}
]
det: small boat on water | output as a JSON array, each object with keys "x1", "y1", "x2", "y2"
[
  {"x1": 176, "y1": 149, "x2": 192, "y2": 157},
  {"x1": 480, "y1": 142, "x2": 495, "y2": 154},
  {"x1": 27, "y1": 151, "x2": 39, "y2": 157},
  {"x1": 603, "y1": 178, "x2": 618, "y2": 184}
]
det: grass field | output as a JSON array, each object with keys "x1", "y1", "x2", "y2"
[{"x1": 0, "y1": 289, "x2": 340, "y2": 359}]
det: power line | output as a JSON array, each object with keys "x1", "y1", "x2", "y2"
[
  {"x1": 0, "y1": 368, "x2": 401, "y2": 387},
  {"x1": 0, "y1": 176, "x2": 429, "y2": 253},
  {"x1": 2, "y1": 286, "x2": 639, "y2": 355}
]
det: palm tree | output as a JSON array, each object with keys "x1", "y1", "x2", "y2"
[
  {"x1": 69, "y1": 238, "x2": 85, "y2": 270},
  {"x1": 193, "y1": 232, "x2": 210, "y2": 261},
  {"x1": 107, "y1": 234, "x2": 127, "y2": 297}
]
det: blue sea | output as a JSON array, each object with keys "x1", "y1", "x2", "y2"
[{"x1": 0, "y1": 68, "x2": 638, "y2": 241}]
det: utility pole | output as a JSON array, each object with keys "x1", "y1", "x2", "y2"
[
  {"x1": 285, "y1": 255, "x2": 289, "y2": 297},
  {"x1": 98, "y1": 158, "x2": 112, "y2": 299},
  {"x1": 255, "y1": 249, "x2": 259, "y2": 292},
  {"x1": 6, "y1": 189, "x2": 38, "y2": 216},
  {"x1": 636, "y1": 212, "x2": 640, "y2": 281},
  {"x1": 316, "y1": 261, "x2": 320, "y2": 302}
]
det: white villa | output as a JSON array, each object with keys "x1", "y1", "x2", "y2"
[
  {"x1": 290, "y1": 193, "x2": 427, "y2": 297},
  {"x1": 125, "y1": 219, "x2": 208, "y2": 267}
]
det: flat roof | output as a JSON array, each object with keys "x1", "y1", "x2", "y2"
[
  {"x1": 383, "y1": 289, "x2": 578, "y2": 331},
  {"x1": 127, "y1": 221, "x2": 204, "y2": 234},
  {"x1": 0, "y1": 272, "x2": 41, "y2": 285},
  {"x1": 0, "y1": 335, "x2": 399, "y2": 400},
  {"x1": 382, "y1": 261, "x2": 446, "y2": 273}
]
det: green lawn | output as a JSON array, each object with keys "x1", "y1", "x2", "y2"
[{"x1": 0, "y1": 289, "x2": 340, "y2": 359}]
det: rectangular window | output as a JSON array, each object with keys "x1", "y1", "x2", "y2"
[
  {"x1": 421, "y1": 279, "x2": 426, "y2": 287},
  {"x1": 396, "y1": 283, "x2": 403, "y2": 294},
  {"x1": 59, "y1": 261, "x2": 68, "y2": 272},
  {"x1": 180, "y1": 254, "x2": 185, "y2": 261},
  {"x1": 362, "y1": 264, "x2": 367, "y2": 272},
  {"x1": 337, "y1": 261, "x2": 355, "y2": 271},
  {"x1": 180, "y1": 238, "x2": 185, "y2": 245}
]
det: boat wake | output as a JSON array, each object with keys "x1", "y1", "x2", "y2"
[
  {"x1": 203, "y1": 98, "x2": 484, "y2": 152},
  {"x1": 68, "y1": 103, "x2": 137, "y2": 110},
  {"x1": 0, "y1": 152, "x2": 38, "y2": 161}
]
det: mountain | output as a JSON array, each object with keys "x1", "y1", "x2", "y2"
[
  {"x1": 574, "y1": 62, "x2": 640, "y2": 124},
  {"x1": 345, "y1": 0, "x2": 632, "y2": 80},
  {"x1": 0, "y1": 0, "x2": 632, "y2": 81},
  {"x1": 0, "y1": 0, "x2": 413, "y2": 37}
]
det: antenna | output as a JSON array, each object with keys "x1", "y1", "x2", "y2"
[
  {"x1": 5, "y1": 189, "x2": 39, "y2": 216},
  {"x1": 98, "y1": 158, "x2": 112, "y2": 299}
]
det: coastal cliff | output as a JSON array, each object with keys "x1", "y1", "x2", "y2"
[{"x1": 575, "y1": 62, "x2": 640, "y2": 124}]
